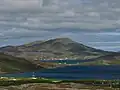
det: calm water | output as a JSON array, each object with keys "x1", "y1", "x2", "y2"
[{"x1": 1, "y1": 65, "x2": 120, "y2": 80}]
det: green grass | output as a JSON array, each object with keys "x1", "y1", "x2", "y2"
[
  {"x1": 0, "y1": 77, "x2": 120, "y2": 89},
  {"x1": 0, "y1": 77, "x2": 62, "y2": 86}
]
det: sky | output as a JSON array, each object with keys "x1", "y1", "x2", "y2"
[{"x1": 0, "y1": 0, "x2": 120, "y2": 51}]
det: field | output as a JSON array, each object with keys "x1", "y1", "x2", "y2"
[{"x1": 0, "y1": 77, "x2": 120, "y2": 90}]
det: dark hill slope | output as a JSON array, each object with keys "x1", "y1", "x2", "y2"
[{"x1": 0, "y1": 53, "x2": 42, "y2": 74}]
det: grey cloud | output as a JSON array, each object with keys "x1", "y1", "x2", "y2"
[
  {"x1": 0, "y1": 0, "x2": 120, "y2": 51},
  {"x1": 0, "y1": 0, "x2": 120, "y2": 30}
]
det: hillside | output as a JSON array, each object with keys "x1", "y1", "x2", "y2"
[
  {"x1": 79, "y1": 53, "x2": 120, "y2": 65},
  {"x1": 1, "y1": 37, "x2": 120, "y2": 66},
  {"x1": 0, "y1": 53, "x2": 42, "y2": 74},
  {"x1": 0, "y1": 38, "x2": 112, "y2": 61}
]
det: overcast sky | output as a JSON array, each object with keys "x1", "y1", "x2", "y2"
[{"x1": 0, "y1": 0, "x2": 120, "y2": 51}]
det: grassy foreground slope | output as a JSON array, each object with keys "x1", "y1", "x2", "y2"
[
  {"x1": 0, "y1": 77, "x2": 119, "y2": 90},
  {"x1": 0, "y1": 79, "x2": 119, "y2": 90},
  {"x1": 0, "y1": 53, "x2": 42, "y2": 73}
]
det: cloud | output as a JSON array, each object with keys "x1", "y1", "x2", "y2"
[
  {"x1": 88, "y1": 41, "x2": 120, "y2": 44},
  {"x1": 0, "y1": 0, "x2": 120, "y2": 30},
  {"x1": 0, "y1": 0, "x2": 41, "y2": 11},
  {"x1": 0, "y1": 0, "x2": 120, "y2": 51},
  {"x1": 94, "y1": 46, "x2": 120, "y2": 50},
  {"x1": 85, "y1": 32, "x2": 120, "y2": 36}
]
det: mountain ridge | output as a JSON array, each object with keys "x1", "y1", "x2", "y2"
[{"x1": 0, "y1": 37, "x2": 113, "y2": 61}]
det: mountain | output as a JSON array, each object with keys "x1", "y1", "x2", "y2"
[
  {"x1": 0, "y1": 52, "x2": 42, "y2": 74},
  {"x1": 78, "y1": 53, "x2": 120, "y2": 65},
  {"x1": 94, "y1": 53, "x2": 120, "y2": 65},
  {"x1": 0, "y1": 38, "x2": 112, "y2": 61}
]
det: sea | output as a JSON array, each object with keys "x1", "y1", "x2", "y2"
[{"x1": 1, "y1": 60, "x2": 120, "y2": 80}]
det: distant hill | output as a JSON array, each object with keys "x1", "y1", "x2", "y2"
[
  {"x1": 78, "y1": 53, "x2": 120, "y2": 65},
  {"x1": 0, "y1": 38, "x2": 112, "y2": 61},
  {"x1": 0, "y1": 53, "x2": 42, "y2": 74},
  {"x1": 94, "y1": 53, "x2": 120, "y2": 65},
  {"x1": 0, "y1": 37, "x2": 119, "y2": 66}
]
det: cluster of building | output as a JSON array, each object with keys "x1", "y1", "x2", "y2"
[
  {"x1": 38, "y1": 57, "x2": 77, "y2": 60},
  {"x1": 47, "y1": 57, "x2": 69, "y2": 60}
]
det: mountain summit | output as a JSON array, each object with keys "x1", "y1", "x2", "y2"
[{"x1": 0, "y1": 38, "x2": 111, "y2": 60}]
